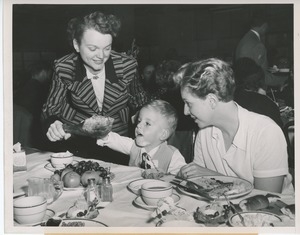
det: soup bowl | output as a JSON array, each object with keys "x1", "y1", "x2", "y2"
[
  {"x1": 141, "y1": 180, "x2": 173, "y2": 206},
  {"x1": 14, "y1": 196, "x2": 47, "y2": 224},
  {"x1": 50, "y1": 151, "x2": 73, "y2": 169}
]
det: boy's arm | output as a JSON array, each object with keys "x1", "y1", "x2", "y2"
[
  {"x1": 168, "y1": 150, "x2": 187, "y2": 175},
  {"x1": 97, "y1": 132, "x2": 134, "y2": 155}
]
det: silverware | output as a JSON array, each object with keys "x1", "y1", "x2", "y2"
[
  {"x1": 170, "y1": 180, "x2": 214, "y2": 201},
  {"x1": 223, "y1": 194, "x2": 246, "y2": 227},
  {"x1": 173, "y1": 177, "x2": 207, "y2": 191}
]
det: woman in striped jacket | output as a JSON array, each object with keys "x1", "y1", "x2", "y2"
[{"x1": 41, "y1": 11, "x2": 148, "y2": 164}]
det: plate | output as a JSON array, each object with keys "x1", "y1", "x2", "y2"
[
  {"x1": 63, "y1": 172, "x2": 115, "y2": 191},
  {"x1": 159, "y1": 220, "x2": 204, "y2": 227},
  {"x1": 60, "y1": 218, "x2": 108, "y2": 227},
  {"x1": 15, "y1": 209, "x2": 55, "y2": 226},
  {"x1": 228, "y1": 211, "x2": 282, "y2": 227},
  {"x1": 44, "y1": 160, "x2": 79, "y2": 172},
  {"x1": 128, "y1": 179, "x2": 158, "y2": 195},
  {"x1": 133, "y1": 194, "x2": 181, "y2": 210},
  {"x1": 177, "y1": 175, "x2": 253, "y2": 200},
  {"x1": 278, "y1": 68, "x2": 290, "y2": 73}
]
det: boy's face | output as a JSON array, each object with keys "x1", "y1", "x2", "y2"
[{"x1": 135, "y1": 107, "x2": 168, "y2": 151}]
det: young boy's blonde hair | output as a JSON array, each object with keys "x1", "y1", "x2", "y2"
[{"x1": 142, "y1": 99, "x2": 178, "y2": 138}]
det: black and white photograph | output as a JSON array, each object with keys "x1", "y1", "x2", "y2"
[{"x1": 3, "y1": 0, "x2": 298, "y2": 234}]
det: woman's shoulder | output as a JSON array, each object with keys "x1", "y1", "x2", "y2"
[
  {"x1": 110, "y1": 50, "x2": 137, "y2": 64},
  {"x1": 55, "y1": 52, "x2": 77, "y2": 63}
]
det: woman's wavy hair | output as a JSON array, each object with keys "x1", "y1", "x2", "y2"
[
  {"x1": 173, "y1": 58, "x2": 235, "y2": 102},
  {"x1": 67, "y1": 11, "x2": 121, "y2": 47}
]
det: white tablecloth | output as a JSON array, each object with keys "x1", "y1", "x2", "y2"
[{"x1": 12, "y1": 150, "x2": 296, "y2": 231}]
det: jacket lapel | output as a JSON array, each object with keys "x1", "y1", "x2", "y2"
[
  {"x1": 102, "y1": 54, "x2": 128, "y2": 116},
  {"x1": 65, "y1": 55, "x2": 100, "y2": 114}
]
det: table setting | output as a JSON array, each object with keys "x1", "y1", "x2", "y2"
[{"x1": 11, "y1": 147, "x2": 295, "y2": 231}]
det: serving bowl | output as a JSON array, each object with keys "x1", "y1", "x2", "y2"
[
  {"x1": 228, "y1": 211, "x2": 282, "y2": 227},
  {"x1": 14, "y1": 196, "x2": 47, "y2": 224},
  {"x1": 141, "y1": 180, "x2": 173, "y2": 206},
  {"x1": 50, "y1": 151, "x2": 73, "y2": 169}
]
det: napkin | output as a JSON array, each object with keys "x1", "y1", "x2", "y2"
[{"x1": 13, "y1": 142, "x2": 27, "y2": 172}]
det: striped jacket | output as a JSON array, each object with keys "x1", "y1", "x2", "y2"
[{"x1": 42, "y1": 51, "x2": 147, "y2": 136}]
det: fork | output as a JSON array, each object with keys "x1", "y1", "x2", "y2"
[{"x1": 223, "y1": 194, "x2": 246, "y2": 227}]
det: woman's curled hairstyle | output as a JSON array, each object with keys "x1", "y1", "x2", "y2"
[
  {"x1": 173, "y1": 58, "x2": 236, "y2": 102},
  {"x1": 67, "y1": 11, "x2": 121, "y2": 47}
]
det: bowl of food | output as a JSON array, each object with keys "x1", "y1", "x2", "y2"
[
  {"x1": 50, "y1": 151, "x2": 73, "y2": 169},
  {"x1": 141, "y1": 180, "x2": 173, "y2": 206},
  {"x1": 14, "y1": 196, "x2": 47, "y2": 225},
  {"x1": 229, "y1": 211, "x2": 282, "y2": 227},
  {"x1": 193, "y1": 201, "x2": 232, "y2": 226}
]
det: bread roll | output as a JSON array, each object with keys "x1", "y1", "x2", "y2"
[{"x1": 239, "y1": 195, "x2": 269, "y2": 211}]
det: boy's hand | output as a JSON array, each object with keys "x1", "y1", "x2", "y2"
[{"x1": 96, "y1": 133, "x2": 110, "y2": 146}]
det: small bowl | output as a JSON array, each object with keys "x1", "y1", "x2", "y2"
[
  {"x1": 14, "y1": 196, "x2": 47, "y2": 224},
  {"x1": 50, "y1": 151, "x2": 73, "y2": 169},
  {"x1": 141, "y1": 180, "x2": 173, "y2": 206},
  {"x1": 229, "y1": 211, "x2": 282, "y2": 227},
  {"x1": 128, "y1": 179, "x2": 158, "y2": 195}
]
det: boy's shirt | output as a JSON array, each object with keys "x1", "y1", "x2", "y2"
[{"x1": 97, "y1": 132, "x2": 186, "y2": 174}]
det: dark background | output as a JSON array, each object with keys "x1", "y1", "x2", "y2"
[{"x1": 13, "y1": 4, "x2": 293, "y2": 75}]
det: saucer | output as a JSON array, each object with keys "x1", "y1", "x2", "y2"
[
  {"x1": 44, "y1": 160, "x2": 79, "y2": 172},
  {"x1": 133, "y1": 194, "x2": 180, "y2": 210}
]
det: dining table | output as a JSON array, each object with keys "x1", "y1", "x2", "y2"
[{"x1": 10, "y1": 148, "x2": 296, "y2": 234}]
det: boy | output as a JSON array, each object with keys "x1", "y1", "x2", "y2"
[{"x1": 97, "y1": 100, "x2": 186, "y2": 174}]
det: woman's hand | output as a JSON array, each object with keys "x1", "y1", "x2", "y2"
[
  {"x1": 46, "y1": 120, "x2": 71, "y2": 142},
  {"x1": 178, "y1": 162, "x2": 222, "y2": 179}
]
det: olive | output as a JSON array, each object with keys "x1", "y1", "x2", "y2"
[
  {"x1": 77, "y1": 211, "x2": 85, "y2": 217},
  {"x1": 214, "y1": 211, "x2": 220, "y2": 217}
]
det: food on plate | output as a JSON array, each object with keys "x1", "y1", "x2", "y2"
[
  {"x1": 229, "y1": 212, "x2": 281, "y2": 227},
  {"x1": 81, "y1": 170, "x2": 101, "y2": 187},
  {"x1": 194, "y1": 202, "x2": 232, "y2": 225},
  {"x1": 52, "y1": 160, "x2": 111, "y2": 188},
  {"x1": 66, "y1": 198, "x2": 99, "y2": 219},
  {"x1": 142, "y1": 169, "x2": 164, "y2": 179},
  {"x1": 62, "y1": 171, "x2": 81, "y2": 188},
  {"x1": 281, "y1": 204, "x2": 295, "y2": 219},
  {"x1": 150, "y1": 196, "x2": 193, "y2": 226},
  {"x1": 185, "y1": 177, "x2": 250, "y2": 198},
  {"x1": 239, "y1": 194, "x2": 280, "y2": 212}
]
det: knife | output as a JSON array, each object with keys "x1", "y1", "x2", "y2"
[{"x1": 170, "y1": 181, "x2": 214, "y2": 201}]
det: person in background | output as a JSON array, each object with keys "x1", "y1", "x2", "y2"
[
  {"x1": 175, "y1": 58, "x2": 292, "y2": 194},
  {"x1": 42, "y1": 11, "x2": 147, "y2": 164},
  {"x1": 14, "y1": 61, "x2": 53, "y2": 148},
  {"x1": 139, "y1": 62, "x2": 160, "y2": 100},
  {"x1": 97, "y1": 99, "x2": 186, "y2": 174},
  {"x1": 235, "y1": 11, "x2": 288, "y2": 88},
  {"x1": 155, "y1": 60, "x2": 197, "y2": 163},
  {"x1": 233, "y1": 57, "x2": 283, "y2": 129}
]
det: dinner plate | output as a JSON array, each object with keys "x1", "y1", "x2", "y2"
[
  {"x1": 228, "y1": 211, "x2": 282, "y2": 227},
  {"x1": 133, "y1": 194, "x2": 180, "y2": 210},
  {"x1": 177, "y1": 175, "x2": 253, "y2": 200},
  {"x1": 278, "y1": 68, "x2": 290, "y2": 73},
  {"x1": 60, "y1": 218, "x2": 108, "y2": 227},
  {"x1": 63, "y1": 172, "x2": 115, "y2": 191},
  {"x1": 127, "y1": 178, "x2": 158, "y2": 195},
  {"x1": 159, "y1": 220, "x2": 204, "y2": 227},
  {"x1": 15, "y1": 209, "x2": 55, "y2": 226},
  {"x1": 44, "y1": 160, "x2": 79, "y2": 172}
]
